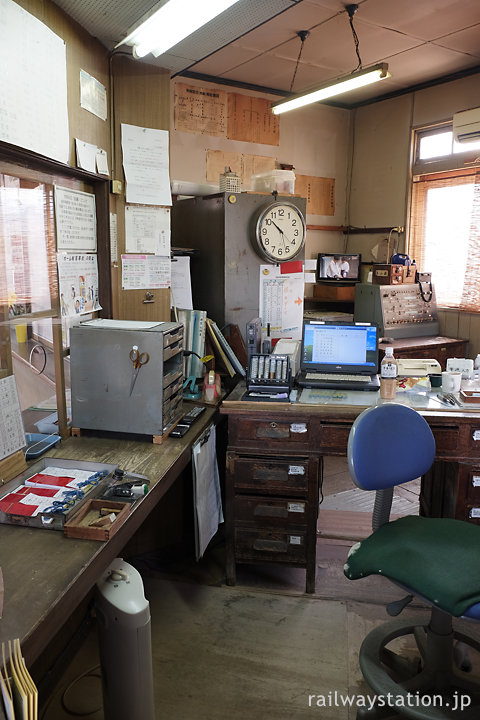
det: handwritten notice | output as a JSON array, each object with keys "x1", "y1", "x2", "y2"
[
  {"x1": 121, "y1": 123, "x2": 172, "y2": 206},
  {"x1": 174, "y1": 83, "x2": 228, "y2": 137},
  {"x1": 54, "y1": 187, "x2": 97, "y2": 251}
]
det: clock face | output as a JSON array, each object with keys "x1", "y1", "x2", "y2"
[{"x1": 254, "y1": 202, "x2": 305, "y2": 263}]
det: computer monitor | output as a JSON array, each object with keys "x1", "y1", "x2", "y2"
[{"x1": 316, "y1": 252, "x2": 361, "y2": 284}]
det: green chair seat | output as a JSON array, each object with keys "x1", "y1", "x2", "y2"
[{"x1": 344, "y1": 515, "x2": 480, "y2": 617}]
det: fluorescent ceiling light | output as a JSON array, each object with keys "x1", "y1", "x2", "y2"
[
  {"x1": 272, "y1": 63, "x2": 391, "y2": 114},
  {"x1": 118, "y1": 0, "x2": 242, "y2": 59}
]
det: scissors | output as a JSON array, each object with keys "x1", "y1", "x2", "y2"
[{"x1": 129, "y1": 345, "x2": 150, "y2": 396}]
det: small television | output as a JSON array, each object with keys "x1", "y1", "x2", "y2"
[{"x1": 316, "y1": 252, "x2": 361, "y2": 284}]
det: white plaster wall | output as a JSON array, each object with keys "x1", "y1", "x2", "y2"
[
  {"x1": 169, "y1": 77, "x2": 352, "y2": 266},
  {"x1": 349, "y1": 72, "x2": 480, "y2": 351}
]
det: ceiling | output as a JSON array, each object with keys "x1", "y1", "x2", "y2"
[{"x1": 52, "y1": 0, "x2": 480, "y2": 107}]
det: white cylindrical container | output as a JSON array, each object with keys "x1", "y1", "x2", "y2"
[{"x1": 95, "y1": 558, "x2": 155, "y2": 720}]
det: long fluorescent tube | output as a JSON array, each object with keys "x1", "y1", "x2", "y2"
[
  {"x1": 272, "y1": 63, "x2": 390, "y2": 114},
  {"x1": 118, "y1": 0, "x2": 242, "y2": 59}
]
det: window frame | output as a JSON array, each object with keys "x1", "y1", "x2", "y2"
[{"x1": 0, "y1": 140, "x2": 111, "y2": 436}]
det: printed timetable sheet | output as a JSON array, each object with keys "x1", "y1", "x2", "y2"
[{"x1": 0, "y1": 375, "x2": 26, "y2": 460}]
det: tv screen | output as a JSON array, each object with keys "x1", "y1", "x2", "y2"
[{"x1": 316, "y1": 253, "x2": 361, "y2": 284}]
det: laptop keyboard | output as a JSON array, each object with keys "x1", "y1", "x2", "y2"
[{"x1": 305, "y1": 372, "x2": 371, "y2": 383}]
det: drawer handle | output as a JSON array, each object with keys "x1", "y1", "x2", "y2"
[
  {"x1": 254, "y1": 505, "x2": 288, "y2": 518},
  {"x1": 253, "y1": 539, "x2": 288, "y2": 553}
]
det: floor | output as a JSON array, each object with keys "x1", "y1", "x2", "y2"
[{"x1": 38, "y1": 458, "x2": 478, "y2": 720}]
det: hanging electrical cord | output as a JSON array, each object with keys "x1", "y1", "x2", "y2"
[
  {"x1": 289, "y1": 30, "x2": 310, "y2": 93},
  {"x1": 346, "y1": 4, "x2": 362, "y2": 72}
]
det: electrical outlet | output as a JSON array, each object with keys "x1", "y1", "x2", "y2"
[{"x1": 111, "y1": 179, "x2": 122, "y2": 195}]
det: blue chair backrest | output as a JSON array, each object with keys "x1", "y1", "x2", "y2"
[{"x1": 347, "y1": 404, "x2": 436, "y2": 491}]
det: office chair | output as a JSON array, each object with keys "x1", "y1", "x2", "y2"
[{"x1": 344, "y1": 403, "x2": 480, "y2": 719}]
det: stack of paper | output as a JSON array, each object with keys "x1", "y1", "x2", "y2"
[{"x1": 0, "y1": 639, "x2": 38, "y2": 719}]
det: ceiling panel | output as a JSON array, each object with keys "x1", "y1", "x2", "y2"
[
  {"x1": 435, "y1": 26, "x2": 480, "y2": 58},
  {"x1": 51, "y1": 0, "x2": 480, "y2": 107},
  {"x1": 358, "y1": 0, "x2": 480, "y2": 42}
]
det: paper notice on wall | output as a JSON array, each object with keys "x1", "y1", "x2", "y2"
[
  {"x1": 259, "y1": 264, "x2": 304, "y2": 340},
  {"x1": 125, "y1": 205, "x2": 170, "y2": 255},
  {"x1": 80, "y1": 69, "x2": 107, "y2": 121},
  {"x1": 57, "y1": 253, "x2": 101, "y2": 317},
  {"x1": 0, "y1": 0, "x2": 69, "y2": 163},
  {"x1": 109, "y1": 212, "x2": 118, "y2": 264},
  {"x1": 121, "y1": 254, "x2": 171, "y2": 290},
  {"x1": 54, "y1": 186, "x2": 97, "y2": 251},
  {"x1": 121, "y1": 123, "x2": 172, "y2": 206},
  {"x1": 170, "y1": 255, "x2": 192, "y2": 309},
  {"x1": 0, "y1": 375, "x2": 26, "y2": 461},
  {"x1": 174, "y1": 83, "x2": 228, "y2": 137}
]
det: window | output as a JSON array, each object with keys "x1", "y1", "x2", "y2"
[{"x1": 408, "y1": 126, "x2": 480, "y2": 312}]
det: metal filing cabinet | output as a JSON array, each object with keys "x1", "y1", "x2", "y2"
[
  {"x1": 171, "y1": 192, "x2": 306, "y2": 341},
  {"x1": 70, "y1": 319, "x2": 183, "y2": 436}
]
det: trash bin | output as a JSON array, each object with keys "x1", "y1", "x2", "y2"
[{"x1": 95, "y1": 558, "x2": 155, "y2": 720}]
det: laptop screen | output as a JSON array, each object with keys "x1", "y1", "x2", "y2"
[{"x1": 300, "y1": 321, "x2": 379, "y2": 375}]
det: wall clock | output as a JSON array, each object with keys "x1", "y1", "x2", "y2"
[{"x1": 252, "y1": 201, "x2": 306, "y2": 263}]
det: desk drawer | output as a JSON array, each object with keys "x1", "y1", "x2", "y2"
[
  {"x1": 320, "y1": 423, "x2": 351, "y2": 452},
  {"x1": 234, "y1": 527, "x2": 307, "y2": 563},
  {"x1": 234, "y1": 495, "x2": 309, "y2": 529},
  {"x1": 229, "y1": 417, "x2": 311, "y2": 450},
  {"x1": 227, "y1": 454, "x2": 314, "y2": 495},
  {"x1": 429, "y1": 425, "x2": 461, "y2": 455}
]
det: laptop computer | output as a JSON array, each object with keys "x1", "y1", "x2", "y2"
[{"x1": 296, "y1": 320, "x2": 380, "y2": 391}]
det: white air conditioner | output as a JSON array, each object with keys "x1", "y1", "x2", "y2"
[{"x1": 453, "y1": 107, "x2": 480, "y2": 143}]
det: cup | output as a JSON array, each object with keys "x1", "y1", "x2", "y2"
[
  {"x1": 441, "y1": 371, "x2": 462, "y2": 393},
  {"x1": 429, "y1": 373, "x2": 442, "y2": 388}
]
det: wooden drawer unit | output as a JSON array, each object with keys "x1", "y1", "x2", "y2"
[
  {"x1": 228, "y1": 453, "x2": 313, "y2": 496},
  {"x1": 228, "y1": 415, "x2": 312, "y2": 452},
  {"x1": 234, "y1": 527, "x2": 307, "y2": 564},
  {"x1": 234, "y1": 495, "x2": 309, "y2": 529},
  {"x1": 225, "y1": 448, "x2": 320, "y2": 593}
]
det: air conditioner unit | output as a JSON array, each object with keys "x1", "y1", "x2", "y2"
[{"x1": 453, "y1": 107, "x2": 480, "y2": 144}]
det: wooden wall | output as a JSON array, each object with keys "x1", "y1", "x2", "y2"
[
  {"x1": 12, "y1": 0, "x2": 172, "y2": 322},
  {"x1": 111, "y1": 55, "x2": 171, "y2": 321}
]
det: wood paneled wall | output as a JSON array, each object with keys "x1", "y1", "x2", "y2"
[{"x1": 111, "y1": 55, "x2": 171, "y2": 321}]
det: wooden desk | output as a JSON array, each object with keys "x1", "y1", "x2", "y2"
[
  {"x1": 0, "y1": 405, "x2": 218, "y2": 669},
  {"x1": 221, "y1": 386, "x2": 480, "y2": 593},
  {"x1": 379, "y1": 336, "x2": 468, "y2": 370}
]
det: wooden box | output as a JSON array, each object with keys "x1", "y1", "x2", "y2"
[
  {"x1": 64, "y1": 500, "x2": 130, "y2": 541},
  {"x1": 372, "y1": 264, "x2": 404, "y2": 285},
  {"x1": 312, "y1": 284, "x2": 355, "y2": 301}
]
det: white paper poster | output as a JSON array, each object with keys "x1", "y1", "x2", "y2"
[
  {"x1": 170, "y1": 255, "x2": 193, "y2": 309},
  {"x1": 57, "y1": 253, "x2": 101, "y2": 317},
  {"x1": 54, "y1": 187, "x2": 97, "y2": 251},
  {"x1": 80, "y1": 69, "x2": 107, "y2": 121},
  {"x1": 125, "y1": 205, "x2": 170, "y2": 255},
  {"x1": 0, "y1": 375, "x2": 26, "y2": 461},
  {"x1": 121, "y1": 123, "x2": 172, "y2": 206},
  {"x1": 121, "y1": 254, "x2": 171, "y2": 290},
  {"x1": 0, "y1": 0, "x2": 69, "y2": 163},
  {"x1": 259, "y1": 264, "x2": 304, "y2": 340}
]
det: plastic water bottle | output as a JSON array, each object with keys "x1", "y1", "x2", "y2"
[
  {"x1": 474, "y1": 354, "x2": 480, "y2": 371},
  {"x1": 380, "y1": 347, "x2": 398, "y2": 400}
]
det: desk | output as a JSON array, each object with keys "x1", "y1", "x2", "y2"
[
  {"x1": 221, "y1": 385, "x2": 480, "y2": 593},
  {"x1": 379, "y1": 336, "x2": 468, "y2": 369},
  {"x1": 0, "y1": 405, "x2": 218, "y2": 670}
]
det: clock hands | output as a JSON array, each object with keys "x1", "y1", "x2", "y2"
[{"x1": 271, "y1": 220, "x2": 287, "y2": 249}]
